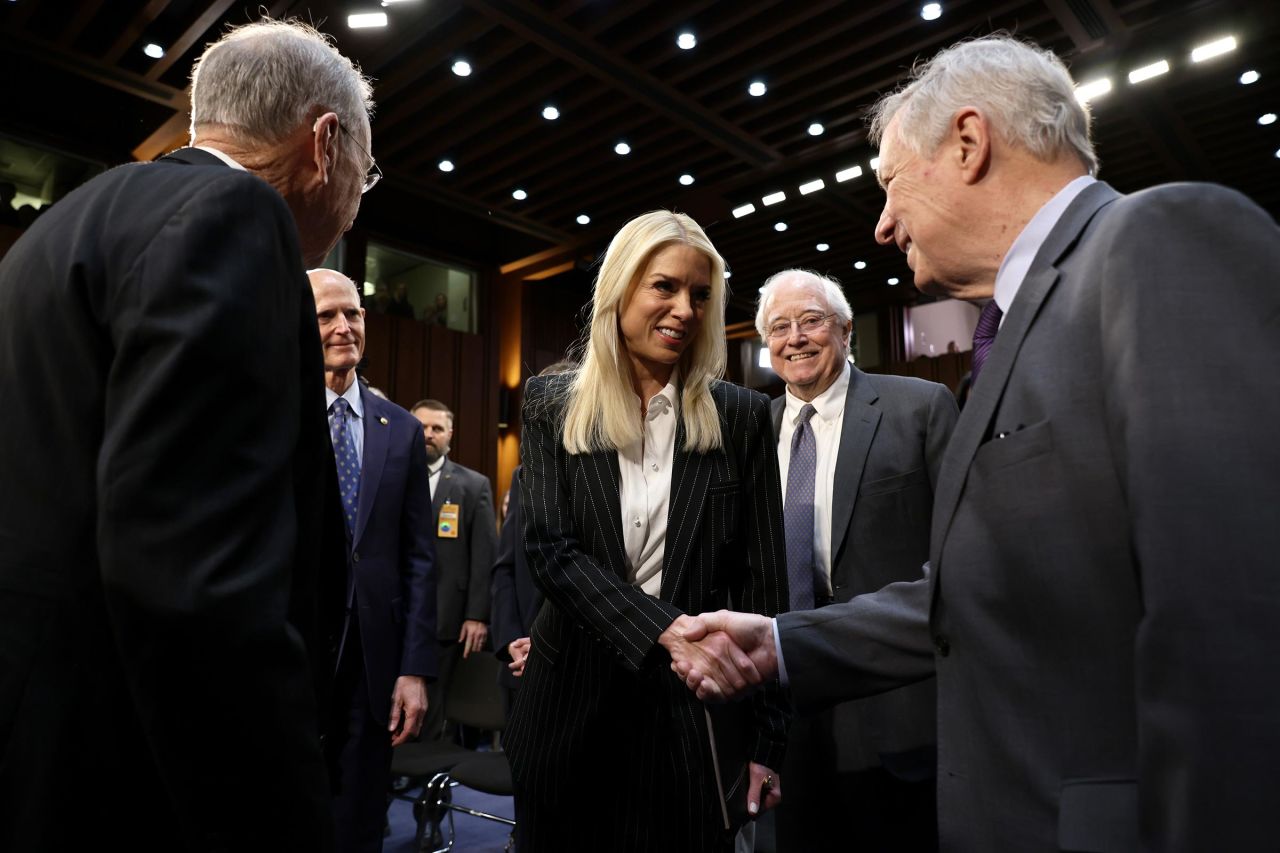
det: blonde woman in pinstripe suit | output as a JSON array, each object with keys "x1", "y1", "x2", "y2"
[{"x1": 505, "y1": 211, "x2": 790, "y2": 852}]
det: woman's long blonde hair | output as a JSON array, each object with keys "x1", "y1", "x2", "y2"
[{"x1": 560, "y1": 211, "x2": 727, "y2": 455}]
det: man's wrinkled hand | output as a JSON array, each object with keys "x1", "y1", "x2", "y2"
[
  {"x1": 658, "y1": 614, "x2": 760, "y2": 701},
  {"x1": 671, "y1": 610, "x2": 777, "y2": 702},
  {"x1": 388, "y1": 675, "x2": 427, "y2": 747},
  {"x1": 458, "y1": 619, "x2": 488, "y2": 658}
]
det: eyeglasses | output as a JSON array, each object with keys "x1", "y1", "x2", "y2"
[
  {"x1": 765, "y1": 312, "x2": 836, "y2": 340},
  {"x1": 335, "y1": 119, "x2": 382, "y2": 193}
]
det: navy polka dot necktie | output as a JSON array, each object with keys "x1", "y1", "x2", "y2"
[
  {"x1": 784, "y1": 404, "x2": 818, "y2": 612},
  {"x1": 329, "y1": 398, "x2": 361, "y2": 537}
]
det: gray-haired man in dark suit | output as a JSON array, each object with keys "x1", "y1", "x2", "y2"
[
  {"x1": 679, "y1": 34, "x2": 1280, "y2": 853},
  {"x1": 757, "y1": 269, "x2": 956, "y2": 851}
]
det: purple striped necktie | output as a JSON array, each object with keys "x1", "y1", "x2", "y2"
[
  {"x1": 784, "y1": 404, "x2": 817, "y2": 612},
  {"x1": 970, "y1": 301, "x2": 1004, "y2": 384}
]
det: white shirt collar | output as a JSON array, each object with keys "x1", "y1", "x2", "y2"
[
  {"x1": 191, "y1": 145, "x2": 248, "y2": 171},
  {"x1": 784, "y1": 360, "x2": 850, "y2": 424},
  {"x1": 993, "y1": 174, "x2": 1096, "y2": 317},
  {"x1": 325, "y1": 379, "x2": 364, "y2": 418},
  {"x1": 645, "y1": 380, "x2": 680, "y2": 422},
  {"x1": 428, "y1": 455, "x2": 446, "y2": 476}
]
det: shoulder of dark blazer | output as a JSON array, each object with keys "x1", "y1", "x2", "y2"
[
  {"x1": 443, "y1": 457, "x2": 490, "y2": 493},
  {"x1": 708, "y1": 379, "x2": 770, "y2": 428},
  {"x1": 860, "y1": 369, "x2": 950, "y2": 406},
  {"x1": 360, "y1": 387, "x2": 422, "y2": 436}
]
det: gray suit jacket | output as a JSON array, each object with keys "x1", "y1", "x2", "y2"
[
  {"x1": 778, "y1": 181, "x2": 1280, "y2": 852},
  {"x1": 431, "y1": 456, "x2": 497, "y2": 641},
  {"x1": 772, "y1": 366, "x2": 955, "y2": 775}
]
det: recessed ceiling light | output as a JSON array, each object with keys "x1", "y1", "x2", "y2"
[
  {"x1": 887, "y1": 277, "x2": 899, "y2": 285},
  {"x1": 816, "y1": 243, "x2": 830, "y2": 252},
  {"x1": 677, "y1": 31, "x2": 696, "y2": 50},
  {"x1": 438, "y1": 159, "x2": 454, "y2": 172},
  {"x1": 451, "y1": 60, "x2": 472, "y2": 77},
  {"x1": 1240, "y1": 70, "x2": 1260, "y2": 85},
  {"x1": 1128, "y1": 60, "x2": 1169, "y2": 85},
  {"x1": 678, "y1": 173, "x2": 695, "y2": 186},
  {"x1": 835, "y1": 165, "x2": 863, "y2": 182},
  {"x1": 854, "y1": 261, "x2": 867, "y2": 270},
  {"x1": 348, "y1": 12, "x2": 388, "y2": 28},
  {"x1": 762, "y1": 190, "x2": 786, "y2": 206},
  {"x1": 615, "y1": 141, "x2": 631, "y2": 156},
  {"x1": 774, "y1": 222, "x2": 788, "y2": 232},
  {"x1": 798, "y1": 179, "x2": 825, "y2": 195},
  {"x1": 576, "y1": 214, "x2": 591, "y2": 225},
  {"x1": 1191, "y1": 35, "x2": 1237, "y2": 63},
  {"x1": 732, "y1": 203, "x2": 756, "y2": 218},
  {"x1": 1259, "y1": 113, "x2": 1278, "y2": 126},
  {"x1": 748, "y1": 80, "x2": 767, "y2": 97},
  {"x1": 1076, "y1": 77, "x2": 1113, "y2": 103},
  {"x1": 807, "y1": 122, "x2": 824, "y2": 136},
  {"x1": 542, "y1": 105, "x2": 560, "y2": 121},
  {"x1": 1275, "y1": 148, "x2": 1280, "y2": 158},
  {"x1": 143, "y1": 43, "x2": 165, "y2": 59},
  {"x1": 869, "y1": 157, "x2": 881, "y2": 171},
  {"x1": 921, "y1": 3, "x2": 942, "y2": 21},
  {"x1": 512, "y1": 188, "x2": 527, "y2": 201}
]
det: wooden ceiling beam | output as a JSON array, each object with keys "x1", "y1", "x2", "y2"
[
  {"x1": 464, "y1": 0, "x2": 779, "y2": 167},
  {"x1": 57, "y1": 0, "x2": 106, "y2": 48},
  {"x1": 144, "y1": 0, "x2": 235, "y2": 82},
  {"x1": 102, "y1": 0, "x2": 173, "y2": 67},
  {"x1": 0, "y1": 30, "x2": 188, "y2": 111}
]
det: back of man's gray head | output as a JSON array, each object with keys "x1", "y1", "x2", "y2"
[
  {"x1": 189, "y1": 19, "x2": 374, "y2": 145},
  {"x1": 868, "y1": 35, "x2": 1097, "y2": 175},
  {"x1": 755, "y1": 269, "x2": 853, "y2": 341}
]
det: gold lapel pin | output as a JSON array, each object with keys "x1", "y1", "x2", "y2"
[{"x1": 379, "y1": 417, "x2": 388, "y2": 425}]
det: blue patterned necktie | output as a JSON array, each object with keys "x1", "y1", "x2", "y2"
[
  {"x1": 784, "y1": 404, "x2": 818, "y2": 612},
  {"x1": 329, "y1": 398, "x2": 361, "y2": 537},
  {"x1": 970, "y1": 300, "x2": 1004, "y2": 384}
]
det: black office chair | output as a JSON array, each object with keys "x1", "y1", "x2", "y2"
[{"x1": 388, "y1": 650, "x2": 513, "y2": 852}]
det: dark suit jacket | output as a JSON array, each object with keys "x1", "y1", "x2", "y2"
[
  {"x1": 778, "y1": 181, "x2": 1280, "y2": 852},
  {"x1": 0, "y1": 148, "x2": 339, "y2": 851},
  {"x1": 507, "y1": 375, "x2": 789, "y2": 851},
  {"x1": 772, "y1": 367, "x2": 955, "y2": 776},
  {"x1": 340, "y1": 385, "x2": 438, "y2": 720},
  {"x1": 490, "y1": 465, "x2": 543, "y2": 689},
  {"x1": 431, "y1": 456, "x2": 497, "y2": 641}
]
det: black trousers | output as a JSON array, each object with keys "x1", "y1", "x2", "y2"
[
  {"x1": 774, "y1": 711, "x2": 937, "y2": 853},
  {"x1": 328, "y1": 614, "x2": 393, "y2": 853}
]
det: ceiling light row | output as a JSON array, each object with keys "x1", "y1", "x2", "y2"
[
  {"x1": 732, "y1": 157, "x2": 879, "y2": 218},
  {"x1": 1076, "y1": 35, "x2": 1239, "y2": 104}
]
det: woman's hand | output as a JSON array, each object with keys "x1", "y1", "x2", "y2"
[{"x1": 747, "y1": 762, "x2": 781, "y2": 817}]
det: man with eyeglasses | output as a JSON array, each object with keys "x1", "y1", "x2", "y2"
[
  {"x1": 0, "y1": 19, "x2": 377, "y2": 851},
  {"x1": 755, "y1": 269, "x2": 957, "y2": 852}
]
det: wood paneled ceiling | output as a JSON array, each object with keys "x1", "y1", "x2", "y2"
[{"x1": 3, "y1": 0, "x2": 1278, "y2": 322}]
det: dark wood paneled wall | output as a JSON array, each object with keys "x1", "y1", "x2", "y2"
[{"x1": 361, "y1": 313, "x2": 494, "y2": 478}]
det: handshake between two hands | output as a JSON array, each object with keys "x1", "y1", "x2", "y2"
[{"x1": 660, "y1": 610, "x2": 778, "y2": 702}]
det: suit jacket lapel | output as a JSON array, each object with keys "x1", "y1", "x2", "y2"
[
  {"x1": 830, "y1": 370, "x2": 881, "y2": 558},
  {"x1": 352, "y1": 386, "x2": 386, "y2": 548},
  {"x1": 929, "y1": 182, "x2": 1121, "y2": 583},
  {"x1": 579, "y1": 449, "x2": 629, "y2": 582},
  {"x1": 661, "y1": 416, "x2": 718, "y2": 603},
  {"x1": 432, "y1": 458, "x2": 453, "y2": 516}
]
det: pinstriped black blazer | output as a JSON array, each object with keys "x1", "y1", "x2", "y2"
[{"x1": 506, "y1": 374, "x2": 789, "y2": 851}]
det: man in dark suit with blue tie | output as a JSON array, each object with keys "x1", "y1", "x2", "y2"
[
  {"x1": 309, "y1": 269, "x2": 438, "y2": 853},
  {"x1": 680, "y1": 35, "x2": 1280, "y2": 852},
  {"x1": 758, "y1": 269, "x2": 956, "y2": 851}
]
